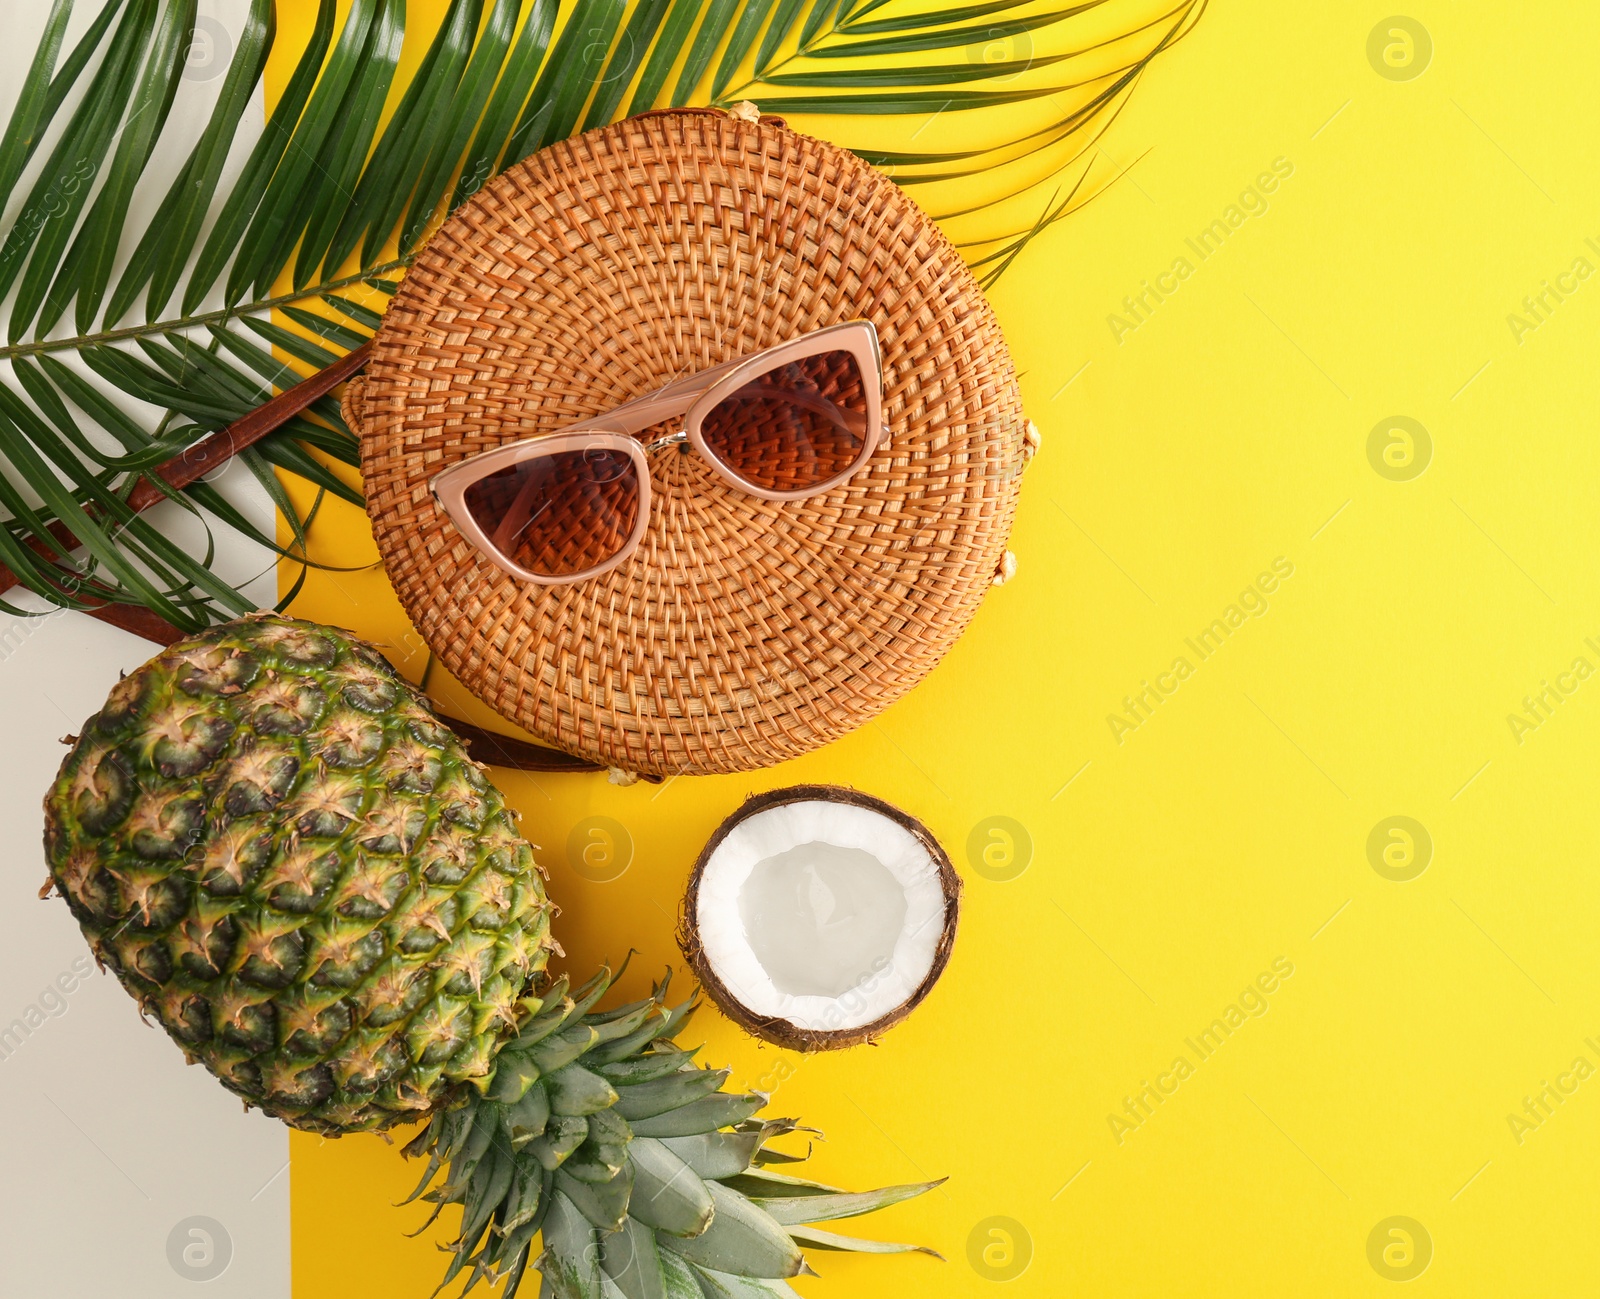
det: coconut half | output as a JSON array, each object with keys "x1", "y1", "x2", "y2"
[{"x1": 682, "y1": 785, "x2": 960, "y2": 1050}]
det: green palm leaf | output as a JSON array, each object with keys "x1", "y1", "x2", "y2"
[
  {"x1": 0, "y1": 0, "x2": 76, "y2": 210},
  {"x1": 43, "y1": 0, "x2": 195, "y2": 335},
  {"x1": 0, "y1": 0, "x2": 1201, "y2": 631},
  {"x1": 105, "y1": 0, "x2": 273, "y2": 325}
]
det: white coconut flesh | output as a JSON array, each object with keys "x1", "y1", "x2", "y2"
[{"x1": 693, "y1": 798, "x2": 948, "y2": 1033}]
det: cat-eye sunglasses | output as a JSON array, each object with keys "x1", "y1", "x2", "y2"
[{"x1": 429, "y1": 320, "x2": 884, "y2": 584}]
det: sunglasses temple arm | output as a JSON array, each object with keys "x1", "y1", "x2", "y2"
[
  {"x1": 557, "y1": 383, "x2": 703, "y2": 437},
  {"x1": 554, "y1": 342, "x2": 868, "y2": 436},
  {"x1": 737, "y1": 384, "x2": 871, "y2": 438},
  {"x1": 655, "y1": 350, "x2": 748, "y2": 394},
  {"x1": 588, "y1": 354, "x2": 753, "y2": 431},
  {"x1": 488, "y1": 474, "x2": 551, "y2": 552}
]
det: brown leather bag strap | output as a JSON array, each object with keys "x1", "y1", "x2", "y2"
[
  {"x1": 636, "y1": 103, "x2": 788, "y2": 129},
  {"x1": 6, "y1": 339, "x2": 608, "y2": 778},
  {"x1": 0, "y1": 342, "x2": 374, "y2": 600},
  {"x1": 442, "y1": 718, "x2": 613, "y2": 774},
  {"x1": 129, "y1": 340, "x2": 374, "y2": 509}
]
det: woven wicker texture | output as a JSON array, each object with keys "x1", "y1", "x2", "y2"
[{"x1": 356, "y1": 108, "x2": 1028, "y2": 775}]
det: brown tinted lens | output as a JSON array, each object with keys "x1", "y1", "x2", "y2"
[
  {"x1": 699, "y1": 348, "x2": 869, "y2": 493},
  {"x1": 462, "y1": 446, "x2": 640, "y2": 578}
]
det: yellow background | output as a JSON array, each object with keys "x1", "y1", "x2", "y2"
[{"x1": 278, "y1": 3, "x2": 1600, "y2": 1294}]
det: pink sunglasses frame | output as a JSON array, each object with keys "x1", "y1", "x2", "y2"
[{"x1": 429, "y1": 319, "x2": 885, "y2": 585}]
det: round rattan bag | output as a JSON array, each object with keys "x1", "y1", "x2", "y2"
[{"x1": 353, "y1": 106, "x2": 1032, "y2": 776}]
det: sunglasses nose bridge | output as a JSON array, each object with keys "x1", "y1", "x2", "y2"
[{"x1": 642, "y1": 428, "x2": 689, "y2": 455}]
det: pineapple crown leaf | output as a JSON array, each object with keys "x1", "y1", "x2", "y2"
[{"x1": 413, "y1": 967, "x2": 941, "y2": 1299}]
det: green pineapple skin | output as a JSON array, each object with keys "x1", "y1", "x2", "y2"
[{"x1": 41, "y1": 614, "x2": 555, "y2": 1135}]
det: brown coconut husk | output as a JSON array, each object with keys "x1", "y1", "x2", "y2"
[{"x1": 680, "y1": 784, "x2": 960, "y2": 1051}]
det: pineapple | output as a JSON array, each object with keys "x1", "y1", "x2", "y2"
[
  {"x1": 43, "y1": 613, "x2": 551, "y2": 1133},
  {"x1": 41, "y1": 615, "x2": 938, "y2": 1296}
]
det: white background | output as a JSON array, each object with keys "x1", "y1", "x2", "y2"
[{"x1": 0, "y1": 3, "x2": 290, "y2": 1295}]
